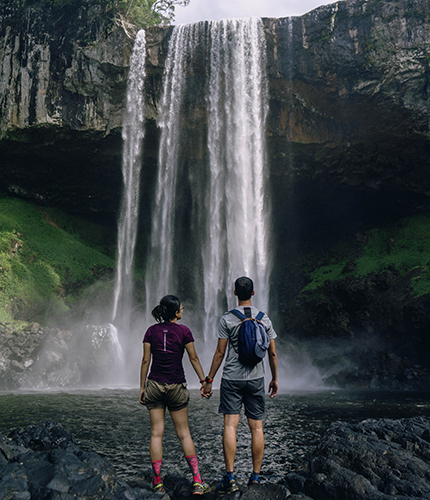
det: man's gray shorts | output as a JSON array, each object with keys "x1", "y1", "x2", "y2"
[{"x1": 219, "y1": 377, "x2": 266, "y2": 420}]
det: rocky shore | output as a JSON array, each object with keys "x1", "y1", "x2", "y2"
[{"x1": 1, "y1": 417, "x2": 429, "y2": 499}]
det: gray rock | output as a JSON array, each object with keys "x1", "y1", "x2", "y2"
[
  {"x1": 283, "y1": 416, "x2": 430, "y2": 500},
  {"x1": 0, "y1": 423, "x2": 159, "y2": 500}
]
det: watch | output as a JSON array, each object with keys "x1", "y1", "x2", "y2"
[{"x1": 200, "y1": 376, "x2": 213, "y2": 384}]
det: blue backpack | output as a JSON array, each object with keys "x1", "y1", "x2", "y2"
[{"x1": 230, "y1": 307, "x2": 270, "y2": 367}]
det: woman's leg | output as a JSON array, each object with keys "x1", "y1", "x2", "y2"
[
  {"x1": 149, "y1": 408, "x2": 166, "y2": 461},
  {"x1": 170, "y1": 407, "x2": 205, "y2": 486},
  {"x1": 170, "y1": 407, "x2": 196, "y2": 457}
]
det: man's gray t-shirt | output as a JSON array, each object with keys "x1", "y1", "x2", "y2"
[{"x1": 217, "y1": 305, "x2": 277, "y2": 381}]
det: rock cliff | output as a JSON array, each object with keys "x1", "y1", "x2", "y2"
[
  {"x1": 2, "y1": 0, "x2": 429, "y2": 227},
  {"x1": 0, "y1": 1, "x2": 133, "y2": 223},
  {"x1": 2, "y1": 0, "x2": 430, "y2": 382}
]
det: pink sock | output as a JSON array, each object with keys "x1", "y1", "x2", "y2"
[
  {"x1": 151, "y1": 459, "x2": 162, "y2": 485},
  {"x1": 186, "y1": 455, "x2": 202, "y2": 483}
]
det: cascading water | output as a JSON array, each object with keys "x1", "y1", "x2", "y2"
[
  {"x1": 203, "y1": 18, "x2": 270, "y2": 339},
  {"x1": 144, "y1": 19, "x2": 271, "y2": 339},
  {"x1": 112, "y1": 29, "x2": 147, "y2": 331}
]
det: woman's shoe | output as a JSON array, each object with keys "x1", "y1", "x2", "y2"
[
  {"x1": 193, "y1": 481, "x2": 210, "y2": 495},
  {"x1": 151, "y1": 481, "x2": 166, "y2": 494}
]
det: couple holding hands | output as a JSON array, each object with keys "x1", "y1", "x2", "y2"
[{"x1": 139, "y1": 277, "x2": 278, "y2": 496}]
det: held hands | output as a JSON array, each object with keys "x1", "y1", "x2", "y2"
[
  {"x1": 200, "y1": 382, "x2": 213, "y2": 399},
  {"x1": 268, "y1": 379, "x2": 278, "y2": 398}
]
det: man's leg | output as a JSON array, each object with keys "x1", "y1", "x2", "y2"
[
  {"x1": 247, "y1": 417, "x2": 264, "y2": 474},
  {"x1": 223, "y1": 413, "x2": 240, "y2": 472}
]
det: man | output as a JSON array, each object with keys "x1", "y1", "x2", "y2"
[{"x1": 201, "y1": 276, "x2": 278, "y2": 493}]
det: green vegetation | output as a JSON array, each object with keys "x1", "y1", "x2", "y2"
[
  {"x1": 9, "y1": 0, "x2": 190, "y2": 28},
  {"x1": 0, "y1": 192, "x2": 116, "y2": 323},
  {"x1": 303, "y1": 214, "x2": 430, "y2": 297}
]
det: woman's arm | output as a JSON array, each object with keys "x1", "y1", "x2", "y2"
[
  {"x1": 139, "y1": 342, "x2": 151, "y2": 404},
  {"x1": 184, "y1": 342, "x2": 205, "y2": 382}
]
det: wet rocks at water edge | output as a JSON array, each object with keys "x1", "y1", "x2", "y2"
[
  {"x1": 2, "y1": 418, "x2": 430, "y2": 499},
  {"x1": 283, "y1": 416, "x2": 430, "y2": 500},
  {"x1": 0, "y1": 422, "x2": 289, "y2": 499},
  {"x1": 0, "y1": 423, "x2": 164, "y2": 500}
]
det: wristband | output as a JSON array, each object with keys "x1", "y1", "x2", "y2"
[{"x1": 200, "y1": 376, "x2": 213, "y2": 384}]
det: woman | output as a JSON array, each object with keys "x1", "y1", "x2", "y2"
[{"x1": 139, "y1": 295, "x2": 210, "y2": 496}]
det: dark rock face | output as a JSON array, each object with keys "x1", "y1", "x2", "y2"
[
  {"x1": 265, "y1": 0, "x2": 430, "y2": 254},
  {"x1": 0, "y1": 2, "x2": 132, "y2": 224}
]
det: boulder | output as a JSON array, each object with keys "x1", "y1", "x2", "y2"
[
  {"x1": 283, "y1": 416, "x2": 430, "y2": 500},
  {"x1": 0, "y1": 423, "x2": 162, "y2": 500}
]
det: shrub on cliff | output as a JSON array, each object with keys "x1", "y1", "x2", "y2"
[
  {"x1": 6, "y1": 0, "x2": 189, "y2": 27},
  {"x1": 0, "y1": 192, "x2": 116, "y2": 324}
]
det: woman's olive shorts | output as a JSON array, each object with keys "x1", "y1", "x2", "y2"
[{"x1": 144, "y1": 379, "x2": 190, "y2": 412}]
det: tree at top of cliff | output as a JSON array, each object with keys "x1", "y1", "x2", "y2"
[{"x1": 10, "y1": 0, "x2": 190, "y2": 27}]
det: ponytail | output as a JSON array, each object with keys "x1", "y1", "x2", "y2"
[{"x1": 151, "y1": 295, "x2": 181, "y2": 323}]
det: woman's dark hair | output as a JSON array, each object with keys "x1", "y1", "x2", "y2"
[
  {"x1": 234, "y1": 276, "x2": 254, "y2": 300},
  {"x1": 152, "y1": 295, "x2": 181, "y2": 323}
]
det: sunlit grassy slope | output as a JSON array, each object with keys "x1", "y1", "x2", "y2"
[
  {"x1": 0, "y1": 192, "x2": 116, "y2": 323},
  {"x1": 303, "y1": 214, "x2": 430, "y2": 297}
]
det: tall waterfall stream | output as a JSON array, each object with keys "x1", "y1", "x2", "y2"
[{"x1": 144, "y1": 18, "x2": 271, "y2": 335}]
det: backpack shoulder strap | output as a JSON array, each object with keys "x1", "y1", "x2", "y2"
[
  {"x1": 230, "y1": 309, "x2": 247, "y2": 321},
  {"x1": 256, "y1": 311, "x2": 264, "y2": 321}
]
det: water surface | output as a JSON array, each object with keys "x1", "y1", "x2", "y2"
[{"x1": 1, "y1": 389, "x2": 430, "y2": 484}]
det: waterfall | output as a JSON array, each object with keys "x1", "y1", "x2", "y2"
[
  {"x1": 112, "y1": 29, "x2": 146, "y2": 329},
  {"x1": 144, "y1": 19, "x2": 270, "y2": 337},
  {"x1": 203, "y1": 18, "x2": 270, "y2": 338},
  {"x1": 144, "y1": 23, "x2": 203, "y2": 314}
]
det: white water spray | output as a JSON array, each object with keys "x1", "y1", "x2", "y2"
[{"x1": 112, "y1": 30, "x2": 146, "y2": 329}]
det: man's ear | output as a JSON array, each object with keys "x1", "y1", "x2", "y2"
[
  {"x1": 251, "y1": 290, "x2": 255, "y2": 296},
  {"x1": 234, "y1": 290, "x2": 237, "y2": 296}
]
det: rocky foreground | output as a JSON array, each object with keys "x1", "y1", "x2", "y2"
[{"x1": 1, "y1": 417, "x2": 430, "y2": 499}]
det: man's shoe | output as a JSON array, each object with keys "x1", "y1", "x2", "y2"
[
  {"x1": 151, "y1": 481, "x2": 166, "y2": 494},
  {"x1": 247, "y1": 476, "x2": 261, "y2": 487},
  {"x1": 193, "y1": 481, "x2": 210, "y2": 495},
  {"x1": 217, "y1": 475, "x2": 239, "y2": 494}
]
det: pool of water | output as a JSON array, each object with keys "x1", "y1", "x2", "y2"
[{"x1": 1, "y1": 389, "x2": 430, "y2": 484}]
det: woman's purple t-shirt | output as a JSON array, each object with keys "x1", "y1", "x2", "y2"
[{"x1": 143, "y1": 322, "x2": 194, "y2": 384}]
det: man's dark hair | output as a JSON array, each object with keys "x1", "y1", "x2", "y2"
[{"x1": 234, "y1": 277, "x2": 254, "y2": 301}]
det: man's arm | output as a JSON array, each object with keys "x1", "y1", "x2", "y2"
[
  {"x1": 200, "y1": 338, "x2": 228, "y2": 397},
  {"x1": 268, "y1": 339, "x2": 278, "y2": 398},
  {"x1": 139, "y1": 342, "x2": 151, "y2": 404}
]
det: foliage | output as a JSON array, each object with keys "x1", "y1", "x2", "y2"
[
  {"x1": 8, "y1": 0, "x2": 190, "y2": 27},
  {"x1": 0, "y1": 193, "x2": 116, "y2": 323},
  {"x1": 302, "y1": 214, "x2": 430, "y2": 297}
]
